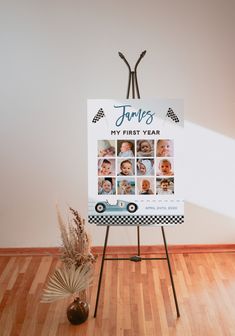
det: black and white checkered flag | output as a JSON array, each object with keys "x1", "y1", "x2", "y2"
[
  {"x1": 166, "y1": 108, "x2": 179, "y2": 123},
  {"x1": 92, "y1": 108, "x2": 105, "y2": 123}
]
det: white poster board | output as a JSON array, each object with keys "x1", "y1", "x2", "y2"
[{"x1": 88, "y1": 99, "x2": 184, "y2": 226}]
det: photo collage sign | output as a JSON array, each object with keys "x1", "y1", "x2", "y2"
[{"x1": 88, "y1": 99, "x2": 184, "y2": 226}]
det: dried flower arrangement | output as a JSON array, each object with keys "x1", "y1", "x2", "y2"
[
  {"x1": 57, "y1": 207, "x2": 96, "y2": 268},
  {"x1": 41, "y1": 206, "x2": 96, "y2": 305}
]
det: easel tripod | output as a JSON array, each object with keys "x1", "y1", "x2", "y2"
[{"x1": 94, "y1": 51, "x2": 180, "y2": 318}]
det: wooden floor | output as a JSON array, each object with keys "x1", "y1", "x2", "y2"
[{"x1": 1, "y1": 252, "x2": 235, "y2": 336}]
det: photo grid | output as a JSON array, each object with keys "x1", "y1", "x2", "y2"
[{"x1": 97, "y1": 139, "x2": 174, "y2": 195}]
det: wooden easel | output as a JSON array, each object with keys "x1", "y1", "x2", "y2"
[{"x1": 94, "y1": 51, "x2": 180, "y2": 318}]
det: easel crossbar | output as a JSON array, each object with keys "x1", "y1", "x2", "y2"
[{"x1": 104, "y1": 257, "x2": 167, "y2": 261}]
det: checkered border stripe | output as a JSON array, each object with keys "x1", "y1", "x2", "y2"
[{"x1": 88, "y1": 215, "x2": 184, "y2": 226}]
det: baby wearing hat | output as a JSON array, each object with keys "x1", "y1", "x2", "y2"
[{"x1": 137, "y1": 159, "x2": 154, "y2": 176}]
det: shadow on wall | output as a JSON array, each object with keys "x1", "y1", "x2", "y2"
[
  {"x1": 182, "y1": 201, "x2": 235, "y2": 244},
  {"x1": 185, "y1": 121, "x2": 235, "y2": 220}
]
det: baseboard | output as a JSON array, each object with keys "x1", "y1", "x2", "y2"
[
  {"x1": 0, "y1": 244, "x2": 235, "y2": 256},
  {"x1": 0, "y1": 247, "x2": 61, "y2": 256},
  {"x1": 92, "y1": 244, "x2": 235, "y2": 254}
]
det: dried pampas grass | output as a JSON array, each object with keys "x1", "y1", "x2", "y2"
[{"x1": 56, "y1": 206, "x2": 96, "y2": 268}]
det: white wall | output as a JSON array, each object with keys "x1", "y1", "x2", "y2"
[{"x1": 0, "y1": 0, "x2": 235, "y2": 247}]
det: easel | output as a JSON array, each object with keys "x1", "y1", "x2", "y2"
[{"x1": 94, "y1": 51, "x2": 180, "y2": 318}]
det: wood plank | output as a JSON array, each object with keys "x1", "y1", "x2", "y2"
[{"x1": 1, "y1": 244, "x2": 235, "y2": 256}]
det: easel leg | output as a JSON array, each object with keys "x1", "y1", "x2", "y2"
[
  {"x1": 161, "y1": 227, "x2": 180, "y2": 317},
  {"x1": 94, "y1": 226, "x2": 110, "y2": 317},
  {"x1": 137, "y1": 226, "x2": 140, "y2": 256}
]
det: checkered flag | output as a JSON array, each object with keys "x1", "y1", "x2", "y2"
[
  {"x1": 166, "y1": 108, "x2": 179, "y2": 123},
  {"x1": 92, "y1": 108, "x2": 105, "y2": 123}
]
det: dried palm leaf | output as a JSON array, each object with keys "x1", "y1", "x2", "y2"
[{"x1": 41, "y1": 264, "x2": 93, "y2": 303}]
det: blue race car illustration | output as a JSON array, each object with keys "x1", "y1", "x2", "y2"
[{"x1": 95, "y1": 200, "x2": 138, "y2": 213}]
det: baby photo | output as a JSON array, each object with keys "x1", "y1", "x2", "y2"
[
  {"x1": 117, "y1": 159, "x2": 135, "y2": 176},
  {"x1": 156, "y1": 158, "x2": 174, "y2": 176},
  {"x1": 98, "y1": 177, "x2": 116, "y2": 195},
  {"x1": 136, "y1": 139, "x2": 154, "y2": 157},
  {"x1": 98, "y1": 140, "x2": 116, "y2": 157},
  {"x1": 117, "y1": 140, "x2": 135, "y2": 157},
  {"x1": 156, "y1": 178, "x2": 174, "y2": 195},
  {"x1": 136, "y1": 159, "x2": 154, "y2": 176},
  {"x1": 98, "y1": 158, "x2": 116, "y2": 176},
  {"x1": 156, "y1": 139, "x2": 174, "y2": 157},
  {"x1": 117, "y1": 178, "x2": 135, "y2": 195},
  {"x1": 137, "y1": 177, "x2": 154, "y2": 195}
]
